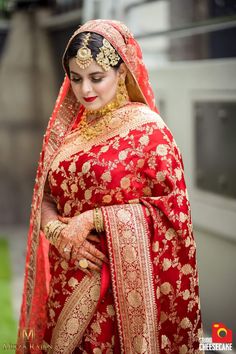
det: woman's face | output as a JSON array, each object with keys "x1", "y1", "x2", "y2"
[{"x1": 69, "y1": 58, "x2": 123, "y2": 110}]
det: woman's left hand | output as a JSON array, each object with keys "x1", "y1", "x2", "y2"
[
  {"x1": 57, "y1": 210, "x2": 107, "y2": 269},
  {"x1": 58, "y1": 210, "x2": 94, "y2": 246}
]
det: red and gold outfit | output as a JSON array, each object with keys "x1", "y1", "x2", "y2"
[{"x1": 17, "y1": 20, "x2": 203, "y2": 353}]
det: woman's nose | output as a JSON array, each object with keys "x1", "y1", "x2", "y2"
[{"x1": 81, "y1": 80, "x2": 92, "y2": 95}]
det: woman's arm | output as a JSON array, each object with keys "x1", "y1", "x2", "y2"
[
  {"x1": 41, "y1": 189, "x2": 58, "y2": 231},
  {"x1": 41, "y1": 180, "x2": 108, "y2": 273}
]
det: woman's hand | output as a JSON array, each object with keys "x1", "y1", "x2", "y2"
[{"x1": 56, "y1": 210, "x2": 108, "y2": 274}]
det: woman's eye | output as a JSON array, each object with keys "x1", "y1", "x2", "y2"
[
  {"x1": 71, "y1": 77, "x2": 81, "y2": 83},
  {"x1": 92, "y1": 77, "x2": 103, "y2": 83}
]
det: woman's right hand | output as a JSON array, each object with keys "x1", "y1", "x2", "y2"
[{"x1": 55, "y1": 226, "x2": 107, "y2": 277}]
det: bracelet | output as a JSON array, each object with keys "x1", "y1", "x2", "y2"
[
  {"x1": 93, "y1": 208, "x2": 104, "y2": 233},
  {"x1": 44, "y1": 220, "x2": 65, "y2": 246}
]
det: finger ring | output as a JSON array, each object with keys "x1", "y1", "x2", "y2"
[
  {"x1": 64, "y1": 247, "x2": 70, "y2": 253},
  {"x1": 79, "y1": 258, "x2": 89, "y2": 269}
]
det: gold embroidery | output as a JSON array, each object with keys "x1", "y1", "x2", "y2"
[
  {"x1": 106, "y1": 305, "x2": 115, "y2": 316},
  {"x1": 182, "y1": 289, "x2": 190, "y2": 300},
  {"x1": 103, "y1": 195, "x2": 112, "y2": 204},
  {"x1": 181, "y1": 264, "x2": 193, "y2": 275},
  {"x1": 156, "y1": 171, "x2": 166, "y2": 182},
  {"x1": 101, "y1": 171, "x2": 112, "y2": 182},
  {"x1": 25, "y1": 80, "x2": 79, "y2": 325},
  {"x1": 160, "y1": 282, "x2": 171, "y2": 295},
  {"x1": 51, "y1": 273, "x2": 101, "y2": 354},
  {"x1": 103, "y1": 204, "x2": 159, "y2": 353},
  {"x1": 165, "y1": 228, "x2": 176, "y2": 240},
  {"x1": 179, "y1": 344, "x2": 188, "y2": 354},
  {"x1": 180, "y1": 317, "x2": 192, "y2": 329},
  {"x1": 156, "y1": 144, "x2": 168, "y2": 156},
  {"x1": 50, "y1": 104, "x2": 162, "y2": 172},
  {"x1": 152, "y1": 241, "x2": 159, "y2": 253},
  {"x1": 161, "y1": 335, "x2": 169, "y2": 349},
  {"x1": 162, "y1": 258, "x2": 172, "y2": 271},
  {"x1": 68, "y1": 277, "x2": 78, "y2": 288},
  {"x1": 120, "y1": 176, "x2": 130, "y2": 189}
]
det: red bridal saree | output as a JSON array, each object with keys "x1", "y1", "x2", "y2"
[{"x1": 17, "y1": 20, "x2": 203, "y2": 354}]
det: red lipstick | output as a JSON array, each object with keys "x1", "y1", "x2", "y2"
[{"x1": 83, "y1": 96, "x2": 97, "y2": 102}]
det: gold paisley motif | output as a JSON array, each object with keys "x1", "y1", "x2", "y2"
[
  {"x1": 127, "y1": 290, "x2": 142, "y2": 308},
  {"x1": 116, "y1": 209, "x2": 132, "y2": 223},
  {"x1": 66, "y1": 317, "x2": 79, "y2": 335},
  {"x1": 123, "y1": 245, "x2": 137, "y2": 264},
  {"x1": 133, "y1": 335, "x2": 148, "y2": 354}
]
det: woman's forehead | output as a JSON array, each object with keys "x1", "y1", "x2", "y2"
[{"x1": 69, "y1": 58, "x2": 106, "y2": 75}]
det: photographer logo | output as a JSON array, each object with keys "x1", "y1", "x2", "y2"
[
  {"x1": 199, "y1": 323, "x2": 233, "y2": 351},
  {"x1": 212, "y1": 323, "x2": 232, "y2": 343}
]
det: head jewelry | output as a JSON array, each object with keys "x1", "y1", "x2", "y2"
[{"x1": 75, "y1": 32, "x2": 120, "y2": 71}]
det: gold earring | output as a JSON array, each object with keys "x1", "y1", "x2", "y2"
[{"x1": 116, "y1": 78, "x2": 129, "y2": 105}]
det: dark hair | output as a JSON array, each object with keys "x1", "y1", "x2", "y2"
[{"x1": 63, "y1": 32, "x2": 123, "y2": 76}]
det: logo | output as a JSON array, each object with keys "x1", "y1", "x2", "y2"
[
  {"x1": 199, "y1": 322, "x2": 233, "y2": 351},
  {"x1": 212, "y1": 323, "x2": 232, "y2": 343},
  {"x1": 21, "y1": 328, "x2": 35, "y2": 341},
  {"x1": 1, "y1": 328, "x2": 52, "y2": 351}
]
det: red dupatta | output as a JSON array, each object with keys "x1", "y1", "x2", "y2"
[{"x1": 17, "y1": 19, "x2": 202, "y2": 353}]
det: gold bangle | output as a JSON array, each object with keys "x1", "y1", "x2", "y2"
[
  {"x1": 93, "y1": 208, "x2": 104, "y2": 233},
  {"x1": 44, "y1": 220, "x2": 65, "y2": 246},
  {"x1": 50, "y1": 225, "x2": 64, "y2": 246}
]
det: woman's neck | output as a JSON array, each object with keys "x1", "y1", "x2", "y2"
[
  {"x1": 85, "y1": 99, "x2": 127, "y2": 122},
  {"x1": 84, "y1": 80, "x2": 130, "y2": 122}
]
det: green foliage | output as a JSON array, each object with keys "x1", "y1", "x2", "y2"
[{"x1": 0, "y1": 238, "x2": 17, "y2": 353}]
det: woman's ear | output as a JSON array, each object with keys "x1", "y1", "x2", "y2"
[{"x1": 118, "y1": 63, "x2": 127, "y2": 81}]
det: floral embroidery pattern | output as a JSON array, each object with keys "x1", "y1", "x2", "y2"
[{"x1": 45, "y1": 103, "x2": 202, "y2": 352}]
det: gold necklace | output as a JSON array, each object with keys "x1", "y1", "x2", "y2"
[
  {"x1": 79, "y1": 80, "x2": 129, "y2": 140},
  {"x1": 86, "y1": 97, "x2": 124, "y2": 120}
]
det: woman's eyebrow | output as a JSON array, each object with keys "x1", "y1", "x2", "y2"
[
  {"x1": 70, "y1": 70, "x2": 104, "y2": 76},
  {"x1": 70, "y1": 70, "x2": 81, "y2": 76}
]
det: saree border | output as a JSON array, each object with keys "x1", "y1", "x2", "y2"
[
  {"x1": 50, "y1": 272, "x2": 101, "y2": 354},
  {"x1": 50, "y1": 104, "x2": 164, "y2": 172},
  {"x1": 25, "y1": 86, "x2": 79, "y2": 319},
  {"x1": 103, "y1": 204, "x2": 160, "y2": 354}
]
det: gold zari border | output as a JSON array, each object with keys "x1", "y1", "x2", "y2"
[
  {"x1": 103, "y1": 204, "x2": 160, "y2": 353},
  {"x1": 50, "y1": 272, "x2": 101, "y2": 354}
]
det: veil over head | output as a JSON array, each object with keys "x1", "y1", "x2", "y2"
[
  {"x1": 62, "y1": 19, "x2": 158, "y2": 112},
  {"x1": 17, "y1": 19, "x2": 159, "y2": 351}
]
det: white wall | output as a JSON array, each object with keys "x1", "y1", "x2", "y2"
[
  {"x1": 90, "y1": 0, "x2": 236, "y2": 340},
  {"x1": 149, "y1": 59, "x2": 236, "y2": 340}
]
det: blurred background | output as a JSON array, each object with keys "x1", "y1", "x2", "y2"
[{"x1": 0, "y1": 0, "x2": 235, "y2": 352}]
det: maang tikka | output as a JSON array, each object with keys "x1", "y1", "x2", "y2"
[
  {"x1": 75, "y1": 33, "x2": 93, "y2": 69},
  {"x1": 75, "y1": 32, "x2": 120, "y2": 71}
]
